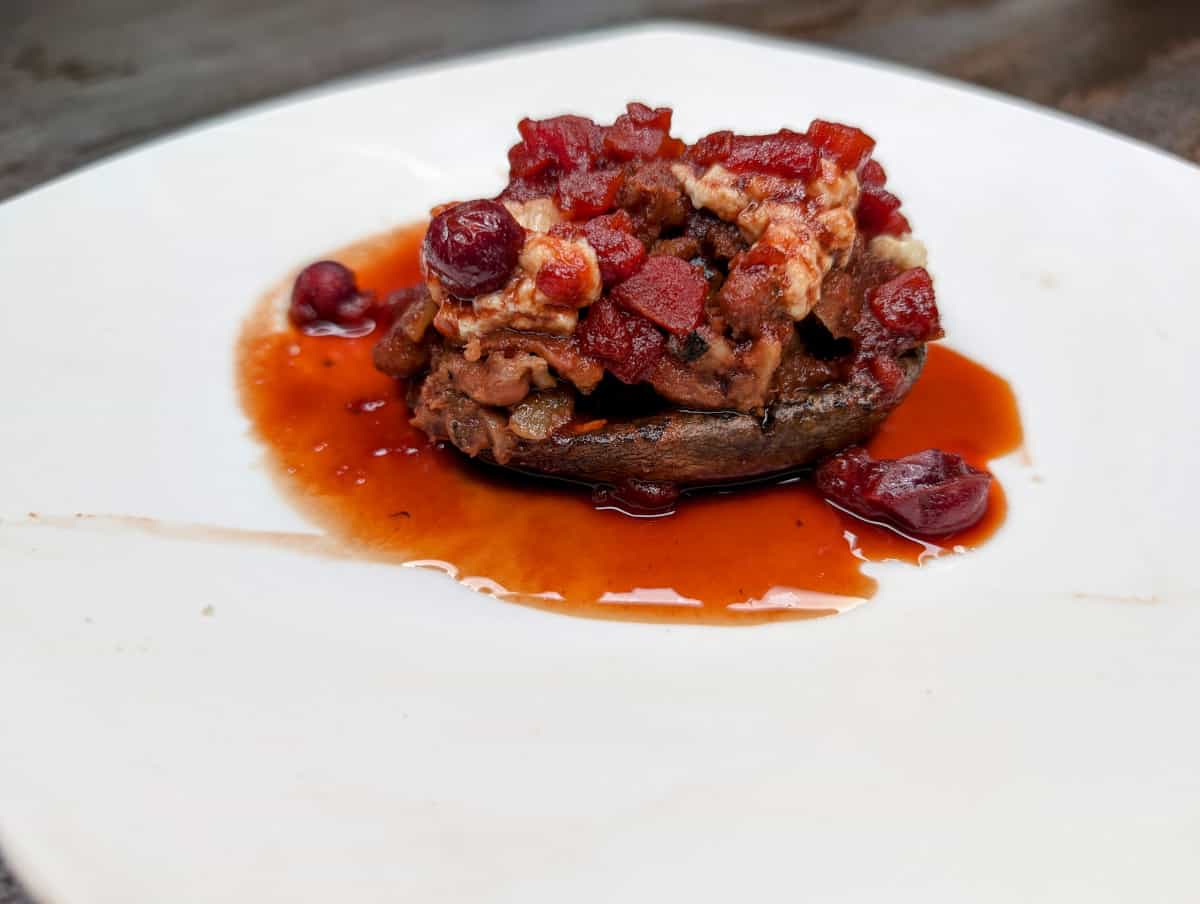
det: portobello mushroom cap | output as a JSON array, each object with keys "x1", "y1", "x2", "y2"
[{"x1": 476, "y1": 347, "x2": 924, "y2": 484}]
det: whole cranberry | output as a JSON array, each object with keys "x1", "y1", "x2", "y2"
[
  {"x1": 423, "y1": 199, "x2": 524, "y2": 298},
  {"x1": 289, "y1": 261, "x2": 371, "y2": 327},
  {"x1": 815, "y1": 446, "x2": 992, "y2": 537}
]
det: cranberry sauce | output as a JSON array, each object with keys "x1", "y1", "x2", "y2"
[{"x1": 239, "y1": 223, "x2": 1023, "y2": 625}]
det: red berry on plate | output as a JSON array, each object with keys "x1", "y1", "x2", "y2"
[
  {"x1": 816, "y1": 447, "x2": 992, "y2": 537},
  {"x1": 290, "y1": 261, "x2": 369, "y2": 327}
]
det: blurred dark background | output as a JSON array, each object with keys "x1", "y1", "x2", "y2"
[
  {"x1": 2, "y1": 0, "x2": 1199, "y2": 203},
  {"x1": 1, "y1": 0, "x2": 1198, "y2": 899}
]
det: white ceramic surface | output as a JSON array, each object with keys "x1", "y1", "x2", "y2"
[{"x1": 1, "y1": 23, "x2": 1197, "y2": 904}]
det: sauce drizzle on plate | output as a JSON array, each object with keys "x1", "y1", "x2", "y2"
[{"x1": 238, "y1": 223, "x2": 1023, "y2": 624}]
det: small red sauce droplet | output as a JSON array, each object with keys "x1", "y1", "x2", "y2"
[{"x1": 238, "y1": 223, "x2": 1024, "y2": 625}]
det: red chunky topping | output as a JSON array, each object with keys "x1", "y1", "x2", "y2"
[
  {"x1": 577, "y1": 296, "x2": 665, "y2": 384},
  {"x1": 575, "y1": 295, "x2": 627, "y2": 360},
  {"x1": 506, "y1": 103, "x2": 684, "y2": 204},
  {"x1": 880, "y1": 210, "x2": 911, "y2": 236},
  {"x1": 555, "y1": 167, "x2": 624, "y2": 219},
  {"x1": 610, "y1": 255, "x2": 707, "y2": 336},
  {"x1": 816, "y1": 447, "x2": 992, "y2": 536},
  {"x1": 535, "y1": 253, "x2": 593, "y2": 305},
  {"x1": 420, "y1": 106, "x2": 925, "y2": 399},
  {"x1": 501, "y1": 104, "x2": 684, "y2": 208},
  {"x1": 860, "y1": 159, "x2": 887, "y2": 187},
  {"x1": 581, "y1": 211, "x2": 646, "y2": 287},
  {"x1": 857, "y1": 186, "x2": 903, "y2": 236},
  {"x1": 509, "y1": 114, "x2": 603, "y2": 178},
  {"x1": 687, "y1": 130, "x2": 732, "y2": 165},
  {"x1": 807, "y1": 120, "x2": 876, "y2": 171},
  {"x1": 503, "y1": 106, "x2": 913, "y2": 259},
  {"x1": 849, "y1": 265, "x2": 943, "y2": 394},
  {"x1": 690, "y1": 129, "x2": 822, "y2": 181},
  {"x1": 603, "y1": 103, "x2": 685, "y2": 162},
  {"x1": 614, "y1": 311, "x2": 667, "y2": 384},
  {"x1": 869, "y1": 268, "x2": 940, "y2": 339},
  {"x1": 854, "y1": 153, "x2": 910, "y2": 236}
]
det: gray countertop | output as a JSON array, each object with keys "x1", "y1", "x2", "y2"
[{"x1": 2, "y1": 0, "x2": 1198, "y2": 899}]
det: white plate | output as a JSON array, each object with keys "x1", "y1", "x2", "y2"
[{"x1": 1, "y1": 22, "x2": 1197, "y2": 904}]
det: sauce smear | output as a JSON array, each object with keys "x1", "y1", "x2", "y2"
[{"x1": 239, "y1": 223, "x2": 1023, "y2": 624}]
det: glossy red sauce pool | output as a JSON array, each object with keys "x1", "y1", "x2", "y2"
[{"x1": 238, "y1": 223, "x2": 1024, "y2": 624}]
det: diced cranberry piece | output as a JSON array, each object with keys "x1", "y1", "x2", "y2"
[
  {"x1": 582, "y1": 212, "x2": 646, "y2": 287},
  {"x1": 610, "y1": 255, "x2": 706, "y2": 336},
  {"x1": 857, "y1": 185, "x2": 903, "y2": 235},
  {"x1": 507, "y1": 140, "x2": 555, "y2": 180},
  {"x1": 514, "y1": 114, "x2": 604, "y2": 173},
  {"x1": 816, "y1": 447, "x2": 992, "y2": 537},
  {"x1": 556, "y1": 167, "x2": 624, "y2": 219},
  {"x1": 869, "y1": 268, "x2": 940, "y2": 340},
  {"x1": 577, "y1": 296, "x2": 631, "y2": 361},
  {"x1": 728, "y1": 131, "x2": 821, "y2": 180},
  {"x1": 689, "y1": 130, "x2": 733, "y2": 166},
  {"x1": 290, "y1": 261, "x2": 372, "y2": 327},
  {"x1": 592, "y1": 231, "x2": 647, "y2": 287},
  {"x1": 696, "y1": 129, "x2": 825, "y2": 181},
  {"x1": 689, "y1": 130, "x2": 821, "y2": 181},
  {"x1": 807, "y1": 120, "x2": 876, "y2": 171},
  {"x1": 603, "y1": 102, "x2": 685, "y2": 161},
  {"x1": 423, "y1": 199, "x2": 525, "y2": 299},
  {"x1": 592, "y1": 478, "x2": 680, "y2": 515},
  {"x1": 577, "y1": 297, "x2": 665, "y2": 384},
  {"x1": 608, "y1": 312, "x2": 666, "y2": 384},
  {"x1": 535, "y1": 252, "x2": 591, "y2": 305},
  {"x1": 880, "y1": 210, "x2": 911, "y2": 236},
  {"x1": 860, "y1": 159, "x2": 887, "y2": 187},
  {"x1": 622, "y1": 102, "x2": 671, "y2": 128}
]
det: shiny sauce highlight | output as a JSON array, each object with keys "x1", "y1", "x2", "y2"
[{"x1": 238, "y1": 223, "x2": 1023, "y2": 624}]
